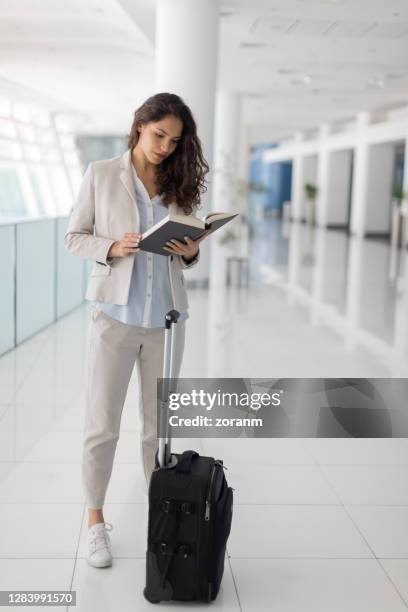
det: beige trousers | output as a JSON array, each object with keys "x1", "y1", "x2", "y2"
[{"x1": 82, "y1": 307, "x2": 185, "y2": 508}]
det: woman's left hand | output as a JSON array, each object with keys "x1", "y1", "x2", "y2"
[{"x1": 163, "y1": 231, "x2": 210, "y2": 261}]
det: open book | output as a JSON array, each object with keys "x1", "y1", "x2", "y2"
[{"x1": 138, "y1": 211, "x2": 238, "y2": 256}]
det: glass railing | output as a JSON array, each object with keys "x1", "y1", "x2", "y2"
[{"x1": 0, "y1": 215, "x2": 92, "y2": 356}]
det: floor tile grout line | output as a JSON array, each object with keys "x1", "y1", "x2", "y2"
[
  {"x1": 0, "y1": 461, "x2": 154, "y2": 465},
  {"x1": 220, "y1": 556, "x2": 408, "y2": 560},
  {"x1": 316, "y1": 459, "x2": 408, "y2": 608},
  {"x1": 84, "y1": 462, "x2": 408, "y2": 467},
  {"x1": 230, "y1": 503, "x2": 408, "y2": 507},
  {"x1": 2, "y1": 502, "x2": 408, "y2": 507},
  {"x1": 13, "y1": 333, "x2": 53, "y2": 397},
  {"x1": 0, "y1": 502, "x2": 149, "y2": 505},
  {"x1": 74, "y1": 556, "x2": 159, "y2": 559},
  {"x1": 68, "y1": 502, "x2": 85, "y2": 597},
  {"x1": 0, "y1": 333, "x2": 66, "y2": 456},
  {"x1": 5, "y1": 460, "x2": 408, "y2": 466},
  {"x1": 377, "y1": 558, "x2": 408, "y2": 609},
  {"x1": 314, "y1": 462, "x2": 408, "y2": 466},
  {"x1": 211, "y1": 502, "x2": 408, "y2": 507},
  {"x1": 0, "y1": 556, "x2": 147, "y2": 559},
  {"x1": 2, "y1": 556, "x2": 408, "y2": 560},
  {"x1": 226, "y1": 549, "x2": 243, "y2": 612},
  {"x1": 0, "y1": 408, "x2": 11, "y2": 429}
]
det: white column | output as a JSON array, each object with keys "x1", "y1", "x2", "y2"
[
  {"x1": 365, "y1": 143, "x2": 394, "y2": 235},
  {"x1": 315, "y1": 124, "x2": 330, "y2": 228},
  {"x1": 209, "y1": 91, "x2": 242, "y2": 287},
  {"x1": 350, "y1": 112, "x2": 370, "y2": 237},
  {"x1": 287, "y1": 222, "x2": 303, "y2": 304},
  {"x1": 206, "y1": 280, "x2": 232, "y2": 376},
  {"x1": 311, "y1": 228, "x2": 328, "y2": 303},
  {"x1": 393, "y1": 249, "x2": 408, "y2": 369},
  {"x1": 344, "y1": 236, "x2": 364, "y2": 351},
  {"x1": 291, "y1": 132, "x2": 305, "y2": 221},
  {"x1": 303, "y1": 155, "x2": 318, "y2": 223},
  {"x1": 155, "y1": 0, "x2": 220, "y2": 283},
  {"x1": 326, "y1": 149, "x2": 353, "y2": 228},
  {"x1": 403, "y1": 139, "x2": 408, "y2": 197},
  {"x1": 206, "y1": 99, "x2": 246, "y2": 376},
  {"x1": 402, "y1": 138, "x2": 408, "y2": 248},
  {"x1": 212, "y1": 91, "x2": 241, "y2": 214},
  {"x1": 237, "y1": 118, "x2": 250, "y2": 217}
]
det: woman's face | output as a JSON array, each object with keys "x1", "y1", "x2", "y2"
[{"x1": 136, "y1": 115, "x2": 183, "y2": 165}]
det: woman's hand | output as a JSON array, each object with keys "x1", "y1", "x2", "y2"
[
  {"x1": 163, "y1": 230, "x2": 210, "y2": 261},
  {"x1": 108, "y1": 233, "x2": 142, "y2": 257}
]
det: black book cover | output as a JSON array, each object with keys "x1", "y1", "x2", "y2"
[
  {"x1": 138, "y1": 220, "x2": 206, "y2": 256},
  {"x1": 138, "y1": 213, "x2": 238, "y2": 256}
]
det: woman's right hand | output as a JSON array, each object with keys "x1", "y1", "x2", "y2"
[{"x1": 108, "y1": 233, "x2": 142, "y2": 257}]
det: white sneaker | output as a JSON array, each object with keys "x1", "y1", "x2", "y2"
[{"x1": 87, "y1": 522, "x2": 113, "y2": 568}]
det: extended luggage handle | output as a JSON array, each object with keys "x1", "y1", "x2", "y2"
[
  {"x1": 158, "y1": 310, "x2": 181, "y2": 469},
  {"x1": 175, "y1": 450, "x2": 199, "y2": 474}
]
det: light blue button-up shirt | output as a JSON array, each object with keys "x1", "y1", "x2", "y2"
[{"x1": 91, "y1": 164, "x2": 188, "y2": 328}]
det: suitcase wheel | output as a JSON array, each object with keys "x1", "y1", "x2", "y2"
[{"x1": 143, "y1": 587, "x2": 160, "y2": 604}]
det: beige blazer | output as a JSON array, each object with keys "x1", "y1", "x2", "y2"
[{"x1": 64, "y1": 149, "x2": 199, "y2": 310}]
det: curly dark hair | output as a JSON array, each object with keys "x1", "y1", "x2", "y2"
[{"x1": 127, "y1": 92, "x2": 210, "y2": 215}]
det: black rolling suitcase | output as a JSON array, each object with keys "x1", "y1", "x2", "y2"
[{"x1": 143, "y1": 310, "x2": 234, "y2": 604}]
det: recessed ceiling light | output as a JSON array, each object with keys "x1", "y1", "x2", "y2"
[
  {"x1": 247, "y1": 93, "x2": 267, "y2": 99},
  {"x1": 278, "y1": 68, "x2": 297, "y2": 75},
  {"x1": 240, "y1": 42, "x2": 268, "y2": 48},
  {"x1": 298, "y1": 0, "x2": 343, "y2": 3},
  {"x1": 291, "y1": 75, "x2": 312, "y2": 86},
  {"x1": 367, "y1": 78, "x2": 385, "y2": 88}
]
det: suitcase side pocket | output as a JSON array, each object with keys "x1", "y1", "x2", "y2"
[{"x1": 208, "y1": 479, "x2": 233, "y2": 600}]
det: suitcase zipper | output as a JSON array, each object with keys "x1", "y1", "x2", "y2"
[
  {"x1": 202, "y1": 460, "x2": 226, "y2": 601},
  {"x1": 204, "y1": 460, "x2": 223, "y2": 521}
]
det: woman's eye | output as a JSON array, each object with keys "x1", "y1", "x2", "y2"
[{"x1": 155, "y1": 132, "x2": 178, "y2": 144}]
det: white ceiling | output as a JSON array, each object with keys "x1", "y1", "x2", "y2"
[
  {"x1": 0, "y1": 0, "x2": 408, "y2": 142},
  {"x1": 0, "y1": 0, "x2": 155, "y2": 133}
]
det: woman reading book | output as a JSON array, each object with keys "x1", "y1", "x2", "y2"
[{"x1": 64, "y1": 92, "x2": 210, "y2": 568}]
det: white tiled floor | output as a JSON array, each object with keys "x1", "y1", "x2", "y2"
[
  {"x1": 1, "y1": 220, "x2": 408, "y2": 610},
  {"x1": 230, "y1": 559, "x2": 407, "y2": 611}
]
